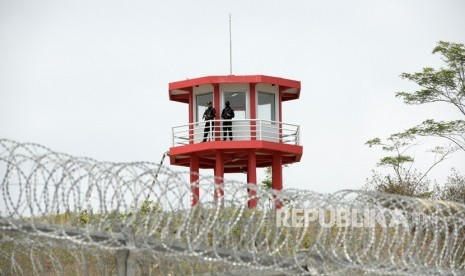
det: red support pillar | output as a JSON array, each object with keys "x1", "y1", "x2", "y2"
[
  {"x1": 247, "y1": 151, "x2": 257, "y2": 209},
  {"x1": 272, "y1": 153, "x2": 283, "y2": 209},
  {"x1": 214, "y1": 151, "x2": 224, "y2": 205},
  {"x1": 190, "y1": 155, "x2": 200, "y2": 206},
  {"x1": 249, "y1": 83, "x2": 257, "y2": 140}
]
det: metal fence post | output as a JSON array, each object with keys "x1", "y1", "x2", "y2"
[{"x1": 116, "y1": 249, "x2": 136, "y2": 276}]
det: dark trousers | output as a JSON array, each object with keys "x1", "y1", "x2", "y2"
[
  {"x1": 223, "y1": 120, "x2": 233, "y2": 141},
  {"x1": 203, "y1": 121, "x2": 214, "y2": 142}
]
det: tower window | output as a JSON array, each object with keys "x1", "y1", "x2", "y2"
[
  {"x1": 223, "y1": 92, "x2": 246, "y2": 119},
  {"x1": 258, "y1": 92, "x2": 276, "y2": 121},
  {"x1": 195, "y1": 92, "x2": 213, "y2": 122}
]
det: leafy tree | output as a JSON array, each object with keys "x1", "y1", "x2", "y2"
[
  {"x1": 395, "y1": 41, "x2": 465, "y2": 151},
  {"x1": 366, "y1": 41, "x2": 464, "y2": 198},
  {"x1": 261, "y1": 167, "x2": 272, "y2": 189},
  {"x1": 365, "y1": 135, "x2": 454, "y2": 198}
]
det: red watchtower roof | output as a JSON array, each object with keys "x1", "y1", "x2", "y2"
[{"x1": 169, "y1": 75, "x2": 300, "y2": 103}]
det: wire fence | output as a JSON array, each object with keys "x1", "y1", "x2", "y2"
[{"x1": 1, "y1": 138, "x2": 465, "y2": 275}]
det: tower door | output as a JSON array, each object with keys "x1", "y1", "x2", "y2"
[{"x1": 257, "y1": 91, "x2": 278, "y2": 142}]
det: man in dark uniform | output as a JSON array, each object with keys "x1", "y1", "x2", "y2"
[
  {"x1": 202, "y1": 101, "x2": 216, "y2": 142},
  {"x1": 221, "y1": 100, "x2": 235, "y2": 141}
]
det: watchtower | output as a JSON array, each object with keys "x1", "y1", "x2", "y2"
[{"x1": 168, "y1": 75, "x2": 303, "y2": 208}]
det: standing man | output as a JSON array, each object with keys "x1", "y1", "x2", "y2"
[
  {"x1": 202, "y1": 101, "x2": 216, "y2": 142},
  {"x1": 221, "y1": 100, "x2": 235, "y2": 141}
]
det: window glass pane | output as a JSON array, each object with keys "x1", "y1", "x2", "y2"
[
  {"x1": 223, "y1": 92, "x2": 246, "y2": 119},
  {"x1": 196, "y1": 93, "x2": 213, "y2": 122},
  {"x1": 258, "y1": 92, "x2": 275, "y2": 121}
]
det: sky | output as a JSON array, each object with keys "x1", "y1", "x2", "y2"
[{"x1": 1, "y1": 0, "x2": 464, "y2": 194}]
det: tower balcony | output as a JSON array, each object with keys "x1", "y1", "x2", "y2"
[
  {"x1": 169, "y1": 119, "x2": 302, "y2": 172},
  {"x1": 172, "y1": 119, "x2": 300, "y2": 146}
]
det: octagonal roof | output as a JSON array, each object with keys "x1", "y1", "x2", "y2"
[{"x1": 169, "y1": 75, "x2": 301, "y2": 103}]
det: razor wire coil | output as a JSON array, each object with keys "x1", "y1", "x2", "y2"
[{"x1": 1, "y1": 138, "x2": 465, "y2": 275}]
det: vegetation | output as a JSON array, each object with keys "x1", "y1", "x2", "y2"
[
  {"x1": 366, "y1": 41, "x2": 465, "y2": 203},
  {"x1": 0, "y1": 202, "x2": 317, "y2": 275},
  {"x1": 2, "y1": 196, "x2": 464, "y2": 274},
  {"x1": 435, "y1": 168, "x2": 465, "y2": 203},
  {"x1": 261, "y1": 167, "x2": 273, "y2": 189}
]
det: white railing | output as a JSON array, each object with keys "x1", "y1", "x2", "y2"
[{"x1": 172, "y1": 119, "x2": 300, "y2": 146}]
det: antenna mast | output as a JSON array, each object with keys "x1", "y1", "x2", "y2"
[{"x1": 229, "y1": 14, "x2": 233, "y2": 75}]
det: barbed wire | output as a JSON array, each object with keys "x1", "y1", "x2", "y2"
[{"x1": 1, "y1": 138, "x2": 465, "y2": 275}]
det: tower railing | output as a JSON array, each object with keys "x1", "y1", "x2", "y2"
[{"x1": 171, "y1": 119, "x2": 300, "y2": 146}]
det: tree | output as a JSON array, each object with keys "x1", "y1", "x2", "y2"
[
  {"x1": 366, "y1": 41, "x2": 464, "y2": 198},
  {"x1": 395, "y1": 41, "x2": 465, "y2": 151},
  {"x1": 261, "y1": 167, "x2": 272, "y2": 189},
  {"x1": 365, "y1": 135, "x2": 454, "y2": 198}
]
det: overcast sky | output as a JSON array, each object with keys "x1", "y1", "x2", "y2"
[{"x1": 1, "y1": 0, "x2": 464, "y2": 193}]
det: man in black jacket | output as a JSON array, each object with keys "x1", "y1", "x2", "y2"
[
  {"x1": 221, "y1": 100, "x2": 235, "y2": 141},
  {"x1": 202, "y1": 101, "x2": 216, "y2": 142}
]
